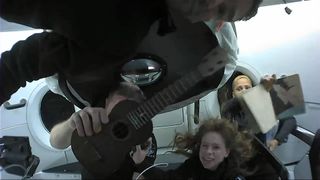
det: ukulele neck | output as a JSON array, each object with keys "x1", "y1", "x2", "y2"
[{"x1": 127, "y1": 70, "x2": 202, "y2": 129}]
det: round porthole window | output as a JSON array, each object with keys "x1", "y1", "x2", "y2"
[
  {"x1": 40, "y1": 91, "x2": 75, "y2": 132},
  {"x1": 27, "y1": 81, "x2": 76, "y2": 150}
]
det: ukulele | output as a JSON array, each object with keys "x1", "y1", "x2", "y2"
[{"x1": 71, "y1": 47, "x2": 228, "y2": 177}]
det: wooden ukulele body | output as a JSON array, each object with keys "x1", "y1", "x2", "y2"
[{"x1": 71, "y1": 100, "x2": 152, "y2": 177}]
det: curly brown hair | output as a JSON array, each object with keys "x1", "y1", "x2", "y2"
[{"x1": 173, "y1": 118, "x2": 255, "y2": 175}]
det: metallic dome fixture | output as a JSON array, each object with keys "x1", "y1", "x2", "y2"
[{"x1": 120, "y1": 54, "x2": 167, "y2": 86}]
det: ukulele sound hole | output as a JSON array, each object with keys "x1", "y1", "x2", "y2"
[{"x1": 112, "y1": 122, "x2": 129, "y2": 140}]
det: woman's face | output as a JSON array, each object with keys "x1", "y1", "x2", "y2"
[
  {"x1": 199, "y1": 132, "x2": 230, "y2": 171},
  {"x1": 232, "y1": 77, "x2": 253, "y2": 97}
]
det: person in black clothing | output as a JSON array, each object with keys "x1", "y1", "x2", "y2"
[
  {"x1": 49, "y1": 82, "x2": 157, "y2": 179},
  {"x1": 221, "y1": 74, "x2": 297, "y2": 150},
  {"x1": 0, "y1": 0, "x2": 263, "y2": 109},
  {"x1": 132, "y1": 118, "x2": 255, "y2": 180}
]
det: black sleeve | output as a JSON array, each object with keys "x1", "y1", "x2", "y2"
[
  {"x1": 274, "y1": 116, "x2": 297, "y2": 143},
  {"x1": 141, "y1": 159, "x2": 193, "y2": 180},
  {"x1": 0, "y1": 32, "x2": 81, "y2": 105}
]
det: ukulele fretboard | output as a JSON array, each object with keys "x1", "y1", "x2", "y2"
[{"x1": 127, "y1": 70, "x2": 202, "y2": 129}]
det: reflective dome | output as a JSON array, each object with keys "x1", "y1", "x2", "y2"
[{"x1": 120, "y1": 55, "x2": 166, "y2": 86}]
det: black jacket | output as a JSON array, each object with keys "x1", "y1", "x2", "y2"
[
  {"x1": 0, "y1": 0, "x2": 166, "y2": 56},
  {"x1": 141, "y1": 156, "x2": 245, "y2": 180},
  {"x1": 0, "y1": 0, "x2": 167, "y2": 105},
  {"x1": 0, "y1": 0, "x2": 223, "y2": 108}
]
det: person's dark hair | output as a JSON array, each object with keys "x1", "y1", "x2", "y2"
[
  {"x1": 241, "y1": 0, "x2": 263, "y2": 21},
  {"x1": 173, "y1": 118, "x2": 255, "y2": 176},
  {"x1": 109, "y1": 82, "x2": 146, "y2": 103}
]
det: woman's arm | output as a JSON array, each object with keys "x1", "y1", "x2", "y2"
[
  {"x1": 267, "y1": 116, "x2": 297, "y2": 151},
  {"x1": 274, "y1": 116, "x2": 297, "y2": 143}
]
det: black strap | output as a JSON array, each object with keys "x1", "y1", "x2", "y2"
[
  {"x1": 194, "y1": 100, "x2": 200, "y2": 124},
  {"x1": 309, "y1": 129, "x2": 320, "y2": 180},
  {"x1": 58, "y1": 74, "x2": 86, "y2": 109}
]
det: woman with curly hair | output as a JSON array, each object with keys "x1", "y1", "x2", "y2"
[{"x1": 133, "y1": 118, "x2": 255, "y2": 180}]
